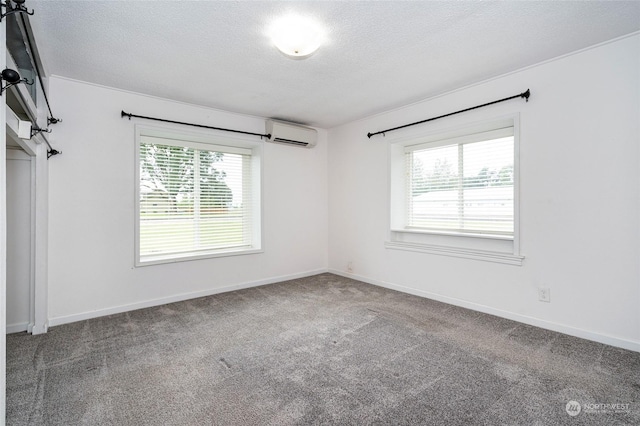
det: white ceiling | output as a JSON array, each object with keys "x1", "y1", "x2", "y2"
[{"x1": 28, "y1": 1, "x2": 640, "y2": 129}]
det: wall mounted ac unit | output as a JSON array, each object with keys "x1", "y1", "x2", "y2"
[{"x1": 266, "y1": 119, "x2": 317, "y2": 148}]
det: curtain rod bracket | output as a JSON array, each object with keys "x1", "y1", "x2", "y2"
[
  {"x1": 367, "y1": 88, "x2": 531, "y2": 138},
  {"x1": 47, "y1": 149, "x2": 61, "y2": 159},
  {"x1": 31, "y1": 127, "x2": 51, "y2": 138},
  {"x1": 32, "y1": 127, "x2": 60, "y2": 160},
  {"x1": 0, "y1": 0, "x2": 34, "y2": 22}
]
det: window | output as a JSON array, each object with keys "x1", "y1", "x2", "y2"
[
  {"x1": 388, "y1": 116, "x2": 522, "y2": 265},
  {"x1": 405, "y1": 127, "x2": 514, "y2": 237},
  {"x1": 135, "y1": 129, "x2": 261, "y2": 265}
]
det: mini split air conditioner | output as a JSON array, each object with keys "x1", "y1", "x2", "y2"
[{"x1": 266, "y1": 119, "x2": 317, "y2": 148}]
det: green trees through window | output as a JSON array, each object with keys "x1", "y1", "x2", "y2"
[
  {"x1": 137, "y1": 136, "x2": 255, "y2": 263},
  {"x1": 140, "y1": 144, "x2": 232, "y2": 217}
]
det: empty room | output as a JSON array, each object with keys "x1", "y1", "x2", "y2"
[{"x1": 2, "y1": 0, "x2": 640, "y2": 424}]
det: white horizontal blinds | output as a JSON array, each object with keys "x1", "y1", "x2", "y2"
[
  {"x1": 196, "y1": 149, "x2": 251, "y2": 250},
  {"x1": 406, "y1": 128, "x2": 514, "y2": 236},
  {"x1": 139, "y1": 137, "x2": 252, "y2": 260},
  {"x1": 139, "y1": 142, "x2": 195, "y2": 257},
  {"x1": 462, "y1": 137, "x2": 513, "y2": 234},
  {"x1": 407, "y1": 144, "x2": 459, "y2": 231}
]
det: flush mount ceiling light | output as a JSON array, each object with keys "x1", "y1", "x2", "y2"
[{"x1": 269, "y1": 14, "x2": 325, "y2": 59}]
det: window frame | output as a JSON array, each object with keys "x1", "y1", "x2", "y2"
[
  {"x1": 387, "y1": 114, "x2": 523, "y2": 265},
  {"x1": 134, "y1": 124, "x2": 263, "y2": 267}
]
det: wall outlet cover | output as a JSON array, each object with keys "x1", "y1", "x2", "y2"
[{"x1": 538, "y1": 288, "x2": 551, "y2": 303}]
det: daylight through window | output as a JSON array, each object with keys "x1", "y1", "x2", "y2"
[
  {"x1": 137, "y1": 135, "x2": 259, "y2": 264},
  {"x1": 405, "y1": 127, "x2": 514, "y2": 237}
]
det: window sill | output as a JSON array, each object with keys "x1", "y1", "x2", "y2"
[
  {"x1": 395, "y1": 227, "x2": 513, "y2": 241},
  {"x1": 137, "y1": 247, "x2": 263, "y2": 267},
  {"x1": 385, "y1": 240, "x2": 523, "y2": 266}
]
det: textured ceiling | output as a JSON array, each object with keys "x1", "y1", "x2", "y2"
[{"x1": 28, "y1": 1, "x2": 640, "y2": 129}]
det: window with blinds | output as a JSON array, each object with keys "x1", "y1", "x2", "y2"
[
  {"x1": 137, "y1": 135, "x2": 259, "y2": 264},
  {"x1": 405, "y1": 127, "x2": 514, "y2": 237}
]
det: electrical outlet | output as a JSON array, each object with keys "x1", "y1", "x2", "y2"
[
  {"x1": 347, "y1": 261, "x2": 353, "y2": 273},
  {"x1": 538, "y1": 288, "x2": 551, "y2": 303}
]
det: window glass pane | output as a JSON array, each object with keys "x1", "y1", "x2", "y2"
[
  {"x1": 407, "y1": 135, "x2": 514, "y2": 235},
  {"x1": 6, "y1": 13, "x2": 38, "y2": 105},
  {"x1": 197, "y1": 150, "x2": 249, "y2": 249},
  {"x1": 462, "y1": 137, "x2": 513, "y2": 234},
  {"x1": 139, "y1": 141, "x2": 252, "y2": 261},
  {"x1": 140, "y1": 143, "x2": 195, "y2": 256},
  {"x1": 409, "y1": 145, "x2": 459, "y2": 230}
]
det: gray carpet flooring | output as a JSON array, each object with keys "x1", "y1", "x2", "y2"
[{"x1": 6, "y1": 273, "x2": 640, "y2": 425}]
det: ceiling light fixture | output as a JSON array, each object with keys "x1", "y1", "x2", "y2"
[{"x1": 270, "y1": 14, "x2": 324, "y2": 59}]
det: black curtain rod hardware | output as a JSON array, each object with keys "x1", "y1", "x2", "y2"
[
  {"x1": 31, "y1": 126, "x2": 51, "y2": 138},
  {"x1": 0, "y1": 68, "x2": 33, "y2": 95},
  {"x1": 41, "y1": 136, "x2": 60, "y2": 159},
  {"x1": 17, "y1": 10, "x2": 61, "y2": 125},
  {"x1": 4, "y1": 4, "x2": 61, "y2": 159},
  {"x1": 28, "y1": 126, "x2": 60, "y2": 159},
  {"x1": 367, "y1": 89, "x2": 530, "y2": 139},
  {"x1": 121, "y1": 111, "x2": 271, "y2": 140},
  {"x1": 1, "y1": 0, "x2": 33, "y2": 22}
]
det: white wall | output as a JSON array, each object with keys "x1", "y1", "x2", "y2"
[
  {"x1": 47, "y1": 77, "x2": 328, "y2": 324},
  {"x1": 6, "y1": 150, "x2": 31, "y2": 332},
  {"x1": 328, "y1": 34, "x2": 640, "y2": 351}
]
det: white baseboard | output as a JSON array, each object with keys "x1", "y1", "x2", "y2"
[
  {"x1": 49, "y1": 268, "x2": 328, "y2": 327},
  {"x1": 6, "y1": 322, "x2": 29, "y2": 334},
  {"x1": 329, "y1": 269, "x2": 640, "y2": 353}
]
